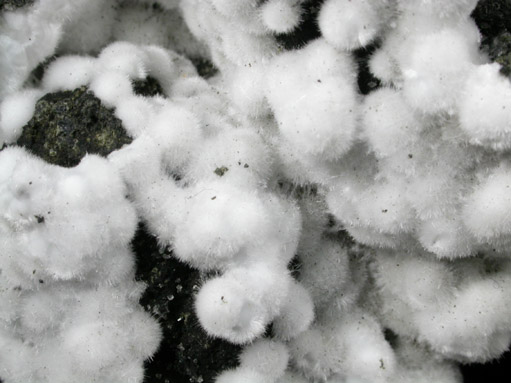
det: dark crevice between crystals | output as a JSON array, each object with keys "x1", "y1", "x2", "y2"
[
  {"x1": 471, "y1": 0, "x2": 511, "y2": 45},
  {"x1": 24, "y1": 55, "x2": 58, "y2": 89},
  {"x1": 133, "y1": 76, "x2": 165, "y2": 97},
  {"x1": 354, "y1": 41, "x2": 382, "y2": 95},
  {"x1": 190, "y1": 57, "x2": 219, "y2": 79},
  {"x1": 275, "y1": 0, "x2": 324, "y2": 51},
  {"x1": 472, "y1": 0, "x2": 511, "y2": 77},
  {"x1": 132, "y1": 224, "x2": 241, "y2": 383},
  {"x1": 0, "y1": 0, "x2": 34, "y2": 12},
  {"x1": 461, "y1": 351, "x2": 511, "y2": 383}
]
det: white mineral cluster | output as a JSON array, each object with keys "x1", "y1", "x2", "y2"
[
  {"x1": 1, "y1": 0, "x2": 511, "y2": 382},
  {"x1": 0, "y1": 146, "x2": 161, "y2": 382}
]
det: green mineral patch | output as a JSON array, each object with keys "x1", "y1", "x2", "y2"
[{"x1": 17, "y1": 86, "x2": 131, "y2": 167}]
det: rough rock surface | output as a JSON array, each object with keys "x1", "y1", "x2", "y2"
[
  {"x1": 472, "y1": 0, "x2": 511, "y2": 77},
  {"x1": 0, "y1": 0, "x2": 34, "y2": 12},
  {"x1": 485, "y1": 32, "x2": 511, "y2": 77},
  {"x1": 16, "y1": 86, "x2": 131, "y2": 167}
]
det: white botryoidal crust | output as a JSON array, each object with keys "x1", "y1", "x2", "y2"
[
  {"x1": 2, "y1": 1, "x2": 511, "y2": 383},
  {"x1": 0, "y1": 145, "x2": 160, "y2": 382},
  {"x1": 0, "y1": 148, "x2": 137, "y2": 284}
]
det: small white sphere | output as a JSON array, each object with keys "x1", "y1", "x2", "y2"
[
  {"x1": 0, "y1": 89, "x2": 42, "y2": 143},
  {"x1": 195, "y1": 275, "x2": 268, "y2": 344},
  {"x1": 272, "y1": 281, "x2": 314, "y2": 340},
  {"x1": 319, "y1": 0, "x2": 384, "y2": 50},
  {"x1": 42, "y1": 56, "x2": 97, "y2": 92},
  {"x1": 458, "y1": 64, "x2": 511, "y2": 150},
  {"x1": 98, "y1": 41, "x2": 148, "y2": 80},
  {"x1": 240, "y1": 339, "x2": 289, "y2": 379},
  {"x1": 261, "y1": 0, "x2": 302, "y2": 34},
  {"x1": 89, "y1": 71, "x2": 133, "y2": 108}
]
